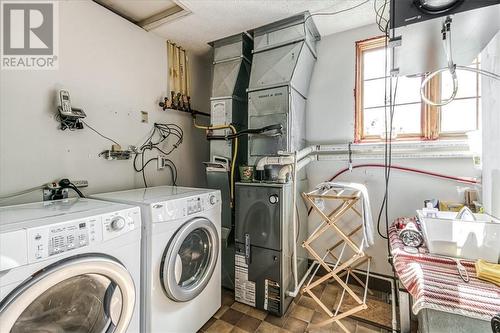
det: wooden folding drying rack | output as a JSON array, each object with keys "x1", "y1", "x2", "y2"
[{"x1": 301, "y1": 185, "x2": 372, "y2": 332}]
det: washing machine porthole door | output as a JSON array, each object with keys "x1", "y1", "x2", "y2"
[
  {"x1": 0, "y1": 254, "x2": 136, "y2": 333},
  {"x1": 160, "y1": 217, "x2": 219, "y2": 302}
]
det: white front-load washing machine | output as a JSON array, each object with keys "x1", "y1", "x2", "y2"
[
  {"x1": 92, "y1": 186, "x2": 221, "y2": 333},
  {"x1": 0, "y1": 198, "x2": 142, "y2": 333}
]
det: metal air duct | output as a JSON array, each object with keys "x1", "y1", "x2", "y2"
[
  {"x1": 207, "y1": 33, "x2": 253, "y2": 290},
  {"x1": 247, "y1": 12, "x2": 320, "y2": 167}
]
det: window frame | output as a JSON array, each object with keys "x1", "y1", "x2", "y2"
[{"x1": 354, "y1": 36, "x2": 480, "y2": 143}]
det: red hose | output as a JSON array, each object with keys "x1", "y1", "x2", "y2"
[
  {"x1": 306, "y1": 164, "x2": 479, "y2": 216},
  {"x1": 327, "y1": 164, "x2": 479, "y2": 184}
]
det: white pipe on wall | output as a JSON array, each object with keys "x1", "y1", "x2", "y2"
[
  {"x1": 291, "y1": 151, "x2": 298, "y2": 291},
  {"x1": 296, "y1": 155, "x2": 317, "y2": 170},
  {"x1": 278, "y1": 165, "x2": 292, "y2": 182},
  {"x1": 255, "y1": 155, "x2": 295, "y2": 170}
]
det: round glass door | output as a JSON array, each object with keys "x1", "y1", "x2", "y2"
[
  {"x1": 417, "y1": 0, "x2": 462, "y2": 13},
  {"x1": 0, "y1": 255, "x2": 135, "y2": 333},
  {"x1": 160, "y1": 218, "x2": 219, "y2": 302}
]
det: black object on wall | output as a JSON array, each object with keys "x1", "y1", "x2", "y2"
[{"x1": 390, "y1": 0, "x2": 500, "y2": 28}]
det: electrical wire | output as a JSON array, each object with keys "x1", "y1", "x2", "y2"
[
  {"x1": 134, "y1": 157, "x2": 158, "y2": 172},
  {"x1": 381, "y1": 76, "x2": 399, "y2": 241},
  {"x1": 67, "y1": 184, "x2": 85, "y2": 198},
  {"x1": 206, "y1": 124, "x2": 283, "y2": 140},
  {"x1": 55, "y1": 113, "x2": 82, "y2": 131},
  {"x1": 133, "y1": 123, "x2": 183, "y2": 188},
  {"x1": 304, "y1": 0, "x2": 372, "y2": 25},
  {"x1": 193, "y1": 117, "x2": 238, "y2": 207},
  {"x1": 374, "y1": 0, "x2": 389, "y2": 34},
  {"x1": 81, "y1": 120, "x2": 120, "y2": 146},
  {"x1": 162, "y1": 159, "x2": 178, "y2": 186}
]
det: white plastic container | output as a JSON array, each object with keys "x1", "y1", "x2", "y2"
[{"x1": 417, "y1": 210, "x2": 500, "y2": 263}]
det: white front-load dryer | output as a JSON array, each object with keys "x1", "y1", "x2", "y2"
[
  {"x1": 92, "y1": 186, "x2": 222, "y2": 333},
  {"x1": 0, "y1": 198, "x2": 142, "y2": 333}
]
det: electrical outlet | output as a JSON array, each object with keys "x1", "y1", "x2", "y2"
[
  {"x1": 141, "y1": 111, "x2": 149, "y2": 123},
  {"x1": 157, "y1": 155, "x2": 166, "y2": 170},
  {"x1": 72, "y1": 180, "x2": 89, "y2": 188}
]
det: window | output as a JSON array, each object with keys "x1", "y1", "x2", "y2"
[{"x1": 355, "y1": 36, "x2": 481, "y2": 142}]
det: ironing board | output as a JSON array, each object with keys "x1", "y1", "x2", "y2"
[
  {"x1": 390, "y1": 217, "x2": 500, "y2": 333},
  {"x1": 301, "y1": 184, "x2": 373, "y2": 332}
]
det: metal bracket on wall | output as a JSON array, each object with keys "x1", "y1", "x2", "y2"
[{"x1": 43, "y1": 188, "x2": 69, "y2": 201}]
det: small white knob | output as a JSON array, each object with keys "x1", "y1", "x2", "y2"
[
  {"x1": 209, "y1": 195, "x2": 216, "y2": 205},
  {"x1": 110, "y1": 216, "x2": 125, "y2": 231}
]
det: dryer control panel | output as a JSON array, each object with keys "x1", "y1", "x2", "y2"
[
  {"x1": 27, "y1": 207, "x2": 140, "y2": 263},
  {"x1": 151, "y1": 191, "x2": 221, "y2": 223}
]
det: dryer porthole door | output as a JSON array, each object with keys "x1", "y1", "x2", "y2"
[
  {"x1": 0, "y1": 254, "x2": 135, "y2": 333},
  {"x1": 160, "y1": 218, "x2": 219, "y2": 302}
]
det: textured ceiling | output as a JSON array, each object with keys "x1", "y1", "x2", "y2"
[{"x1": 150, "y1": 0, "x2": 378, "y2": 54}]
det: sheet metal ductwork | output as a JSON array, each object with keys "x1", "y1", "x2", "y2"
[
  {"x1": 210, "y1": 34, "x2": 252, "y2": 160},
  {"x1": 390, "y1": 0, "x2": 500, "y2": 76},
  {"x1": 207, "y1": 33, "x2": 253, "y2": 290},
  {"x1": 247, "y1": 12, "x2": 320, "y2": 167}
]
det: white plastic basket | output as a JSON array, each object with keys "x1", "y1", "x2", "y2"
[{"x1": 417, "y1": 210, "x2": 500, "y2": 263}]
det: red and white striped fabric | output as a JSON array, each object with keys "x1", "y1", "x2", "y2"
[{"x1": 390, "y1": 217, "x2": 500, "y2": 321}]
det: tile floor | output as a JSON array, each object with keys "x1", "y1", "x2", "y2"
[{"x1": 199, "y1": 281, "x2": 394, "y2": 333}]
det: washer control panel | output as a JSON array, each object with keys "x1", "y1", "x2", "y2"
[
  {"x1": 28, "y1": 220, "x2": 95, "y2": 262},
  {"x1": 47, "y1": 221, "x2": 89, "y2": 256},
  {"x1": 27, "y1": 207, "x2": 140, "y2": 263}
]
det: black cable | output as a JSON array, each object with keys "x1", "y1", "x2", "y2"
[
  {"x1": 133, "y1": 123, "x2": 183, "y2": 188},
  {"x1": 68, "y1": 185, "x2": 85, "y2": 198},
  {"x1": 374, "y1": 0, "x2": 389, "y2": 33},
  {"x1": 81, "y1": 120, "x2": 120, "y2": 146},
  {"x1": 385, "y1": 77, "x2": 399, "y2": 237},
  {"x1": 142, "y1": 152, "x2": 148, "y2": 187},
  {"x1": 135, "y1": 157, "x2": 158, "y2": 172},
  {"x1": 377, "y1": 29, "x2": 391, "y2": 240},
  {"x1": 163, "y1": 161, "x2": 178, "y2": 186},
  {"x1": 206, "y1": 124, "x2": 283, "y2": 140},
  {"x1": 57, "y1": 179, "x2": 86, "y2": 198}
]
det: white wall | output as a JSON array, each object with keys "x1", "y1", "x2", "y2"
[
  {"x1": 0, "y1": 1, "x2": 210, "y2": 205},
  {"x1": 481, "y1": 32, "x2": 500, "y2": 216},
  {"x1": 305, "y1": 24, "x2": 478, "y2": 275}
]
